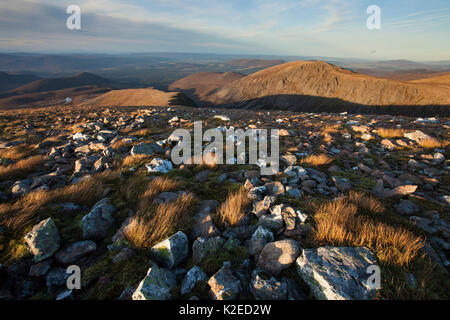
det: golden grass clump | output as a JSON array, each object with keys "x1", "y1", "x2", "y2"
[
  {"x1": 321, "y1": 124, "x2": 341, "y2": 135},
  {"x1": 217, "y1": 187, "x2": 251, "y2": 227},
  {"x1": 0, "y1": 155, "x2": 45, "y2": 182},
  {"x1": 312, "y1": 192, "x2": 424, "y2": 267},
  {"x1": 122, "y1": 154, "x2": 151, "y2": 167},
  {"x1": 0, "y1": 145, "x2": 35, "y2": 160},
  {"x1": 0, "y1": 171, "x2": 115, "y2": 231},
  {"x1": 129, "y1": 128, "x2": 152, "y2": 137},
  {"x1": 124, "y1": 192, "x2": 197, "y2": 248},
  {"x1": 300, "y1": 154, "x2": 334, "y2": 167},
  {"x1": 417, "y1": 137, "x2": 442, "y2": 149},
  {"x1": 137, "y1": 177, "x2": 181, "y2": 212},
  {"x1": 377, "y1": 128, "x2": 406, "y2": 139},
  {"x1": 111, "y1": 139, "x2": 132, "y2": 151}
]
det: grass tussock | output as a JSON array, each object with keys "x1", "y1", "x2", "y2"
[
  {"x1": 217, "y1": 187, "x2": 251, "y2": 227},
  {"x1": 137, "y1": 176, "x2": 181, "y2": 212},
  {"x1": 129, "y1": 128, "x2": 152, "y2": 137},
  {"x1": 111, "y1": 139, "x2": 131, "y2": 151},
  {"x1": 124, "y1": 192, "x2": 197, "y2": 248},
  {"x1": 321, "y1": 124, "x2": 341, "y2": 135},
  {"x1": 313, "y1": 192, "x2": 424, "y2": 267},
  {"x1": 377, "y1": 128, "x2": 406, "y2": 139},
  {"x1": 0, "y1": 155, "x2": 45, "y2": 182},
  {"x1": 0, "y1": 172, "x2": 115, "y2": 231},
  {"x1": 300, "y1": 154, "x2": 334, "y2": 167},
  {"x1": 0, "y1": 145, "x2": 35, "y2": 161},
  {"x1": 417, "y1": 137, "x2": 442, "y2": 149},
  {"x1": 122, "y1": 154, "x2": 151, "y2": 167}
]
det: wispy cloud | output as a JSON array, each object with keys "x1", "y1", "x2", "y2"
[{"x1": 0, "y1": 0, "x2": 449, "y2": 60}]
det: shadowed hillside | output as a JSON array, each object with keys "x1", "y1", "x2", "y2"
[
  {"x1": 0, "y1": 72, "x2": 40, "y2": 92},
  {"x1": 9, "y1": 72, "x2": 115, "y2": 95},
  {"x1": 169, "y1": 72, "x2": 245, "y2": 105},
  {"x1": 83, "y1": 88, "x2": 197, "y2": 107}
]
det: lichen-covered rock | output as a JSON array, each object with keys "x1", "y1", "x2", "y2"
[
  {"x1": 150, "y1": 231, "x2": 189, "y2": 269},
  {"x1": 55, "y1": 240, "x2": 97, "y2": 265},
  {"x1": 132, "y1": 265, "x2": 177, "y2": 300},
  {"x1": 256, "y1": 240, "x2": 301, "y2": 275},
  {"x1": 251, "y1": 226, "x2": 274, "y2": 243},
  {"x1": 24, "y1": 218, "x2": 60, "y2": 262},
  {"x1": 296, "y1": 246, "x2": 378, "y2": 300},
  {"x1": 250, "y1": 269, "x2": 288, "y2": 300},
  {"x1": 257, "y1": 214, "x2": 284, "y2": 232},
  {"x1": 192, "y1": 236, "x2": 225, "y2": 264},
  {"x1": 208, "y1": 262, "x2": 241, "y2": 300},
  {"x1": 130, "y1": 142, "x2": 163, "y2": 157},
  {"x1": 181, "y1": 266, "x2": 208, "y2": 295},
  {"x1": 81, "y1": 198, "x2": 116, "y2": 239}
]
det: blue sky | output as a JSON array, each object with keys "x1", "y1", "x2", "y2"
[{"x1": 0, "y1": 0, "x2": 449, "y2": 60}]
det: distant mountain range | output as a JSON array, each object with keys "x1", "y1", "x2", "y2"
[
  {"x1": 0, "y1": 72, "x2": 118, "y2": 109},
  {"x1": 0, "y1": 56, "x2": 448, "y2": 116},
  {"x1": 169, "y1": 61, "x2": 450, "y2": 116}
]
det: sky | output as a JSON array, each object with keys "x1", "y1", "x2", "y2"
[{"x1": 0, "y1": 0, "x2": 449, "y2": 61}]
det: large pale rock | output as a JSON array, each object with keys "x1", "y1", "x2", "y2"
[
  {"x1": 81, "y1": 198, "x2": 116, "y2": 239},
  {"x1": 132, "y1": 265, "x2": 177, "y2": 300},
  {"x1": 296, "y1": 246, "x2": 378, "y2": 300},
  {"x1": 150, "y1": 231, "x2": 189, "y2": 269},
  {"x1": 208, "y1": 262, "x2": 240, "y2": 300},
  {"x1": 24, "y1": 218, "x2": 60, "y2": 262},
  {"x1": 256, "y1": 240, "x2": 301, "y2": 275},
  {"x1": 404, "y1": 130, "x2": 433, "y2": 144},
  {"x1": 145, "y1": 158, "x2": 173, "y2": 173}
]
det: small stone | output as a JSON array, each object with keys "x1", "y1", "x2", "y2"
[
  {"x1": 46, "y1": 267, "x2": 69, "y2": 287},
  {"x1": 28, "y1": 260, "x2": 52, "y2": 277},
  {"x1": 256, "y1": 240, "x2": 301, "y2": 275},
  {"x1": 192, "y1": 236, "x2": 225, "y2": 264},
  {"x1": 55, "y1": 240, "x2": 97, "y2": 265},
  {"x1": 250, "y1": 269, "x2": 288, "y2": 300},
  {"x1": 332, "y1": 176, "x2": 352, "y2": 193},
  {"x1": 395, "y1": 200, "x2": 420, "y2": 216},
  {"x1": 181, "y1": 266, "x2": 208, "y2": 295},
  {"x1": 208, "y1": 262, "x2": 241, "y2": 300},
  {"x1": 81, "y1": 198, "x2": 116, "y2": 239}
]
